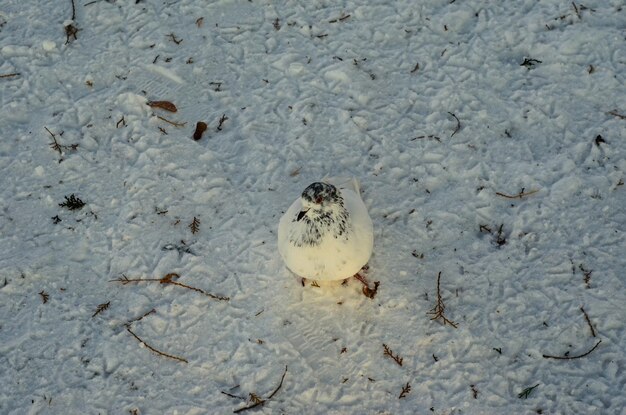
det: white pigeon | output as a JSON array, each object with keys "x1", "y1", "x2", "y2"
[{"x1": 278, "y1": 177, "x2": 374, "y2": 283}]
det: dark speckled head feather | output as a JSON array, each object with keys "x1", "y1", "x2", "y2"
[
  {"x1": 301, "y1": 182, "x2": 340, "y2": 205},
  {"x1": 290, "y1": 182, "x2": 350, "y2": 247}
]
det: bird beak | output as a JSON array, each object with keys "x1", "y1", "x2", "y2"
[{"x1": 297, "y1": 209, "x2": 309, "y2": 221}]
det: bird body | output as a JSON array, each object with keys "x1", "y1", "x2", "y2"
[{"x1": 278, "y1": 178, "x2": 373, "y2": 281}]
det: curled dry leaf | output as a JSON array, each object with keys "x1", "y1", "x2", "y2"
[
  {"x1": 160, "y1": 273, "x2": 179, "y2": 284},
  {"x1": 148, "y1": 100, "x2": 178, "y2": 113},
  {"x1": 193, "y1": 121, "x2": 208, "y2": 140}
]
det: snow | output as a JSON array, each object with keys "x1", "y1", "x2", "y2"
[{"x1": 1, "y1": 0, "x2": 625, "y2": 414}]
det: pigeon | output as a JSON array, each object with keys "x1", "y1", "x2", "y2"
[{"x1": 278, "y1": 177, "x2": 374, "y2": 290}]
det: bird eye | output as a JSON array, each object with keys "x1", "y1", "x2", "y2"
[{"x1": 315, "y1": 196, "x2": 323, "y2": 204}]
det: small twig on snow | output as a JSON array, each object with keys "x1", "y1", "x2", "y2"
[
  {"x1": 398, "y1": 382, "x2": 411, "y2": 399},
  {"x1": 125, "y1": 324, "x2": 188, "y2": 363},
  {"x1": 169, "y1": 280, "x2": 229, "y2": 300},
  {"x1": 471, "y1": 384, "x2": 479, "y2": 399},
  {"x1": 542, "y1": 340, "x2": 602, "y2": 360},
  {"x1": 189, "y1": 217, "x2": 200, "y2": 234},
  {"x1": 110, "y1": 273, "x2": 229, "y2": 301},
  {"x1": 594, "y1": 135, "x2": 606, "y2": 146},
  {"x1": 580, "y1": 306, "x2": 597, "y2": 337},
  {"x1": 427, "y1": 272, "x2": 458, "y2": 328},
  {"x1": 45, "y1": 127, "x2": 63, "y2": 155},
  {"x1": 221, "y1": 390, "x2": 246, "y2": 400},
  {"x1": 579, "y1": 264, "x2": 592, "y2": 288},
  {"x1": 382, "y1": 343, "x2": 403, "y2": 366},
  {"x1": 111, "y1": 275, "x2": 162, "y2": 284},
  {"x1": 521, "y1": 58, "x2": 542, "y2": 68},
  {"x1": 64, "y1": 2, "x2": 80, "y2": 45},
  {"x1": 448, "y1": 112, "x2": 461, "y2": 137},
  {"x1": 39, "y1": 290, "x2": 50, "y2": 304},
  {"x1": 518, "y1": 384, "x2": 539, "y2": 399},
  {"x1": 411, "y1": 134, "x2": 441, "y2": 142},
  {"x1": 495, "y1": 188, "x2": 539, "y2": 199},
  {"x1": 607, "y1": 110, "x2": 626, "y2": 120},
  {"x1": 126, "y1": 308, "x2": 156, "y2": 325},
  {"x1": 59, "y1": 194, "x2": 85, "y2": 210},
  {"x1": 157, "y1": 115, "x2": 187, "y2": 127},
  {"x1": 572, "y1": 2, "x2": 581, "y2": 19},
  {"x1": 495, "y1": 224, "x2": 506, "y2": 246},
  {"x1": 217, "y1": 114, "x2": 229, "y2": 131},
  {"x1": 233, "y1": 365, "x2": 288, "y2": 413},
  {"x1": 92, "y1": 301, "x2": 110, "y2": 318},
  {"x1": 166, "y1": 33, "x2": 183, "y2": 45},
  {"x1": 329, "y1": 13, "x2": 350, "y2": 23},
  {"x1": 0, "y1": 73, "x2": 20, "y2": 78},
  {"x1": 45, "y1": 127, "x2": 78, "y2": 155}
]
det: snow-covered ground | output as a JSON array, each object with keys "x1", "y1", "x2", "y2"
[{"x1": 1, "y1": 0, "x2": 625, "y2": 413}]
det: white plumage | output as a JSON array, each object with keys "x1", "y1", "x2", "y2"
[{"x1": 278, "y1": 177, "x2": 373, "y2": 281}]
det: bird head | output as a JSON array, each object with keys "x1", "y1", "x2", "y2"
[{"x1": 297, "y1": 182, "x2": 340, "y2": 221}]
